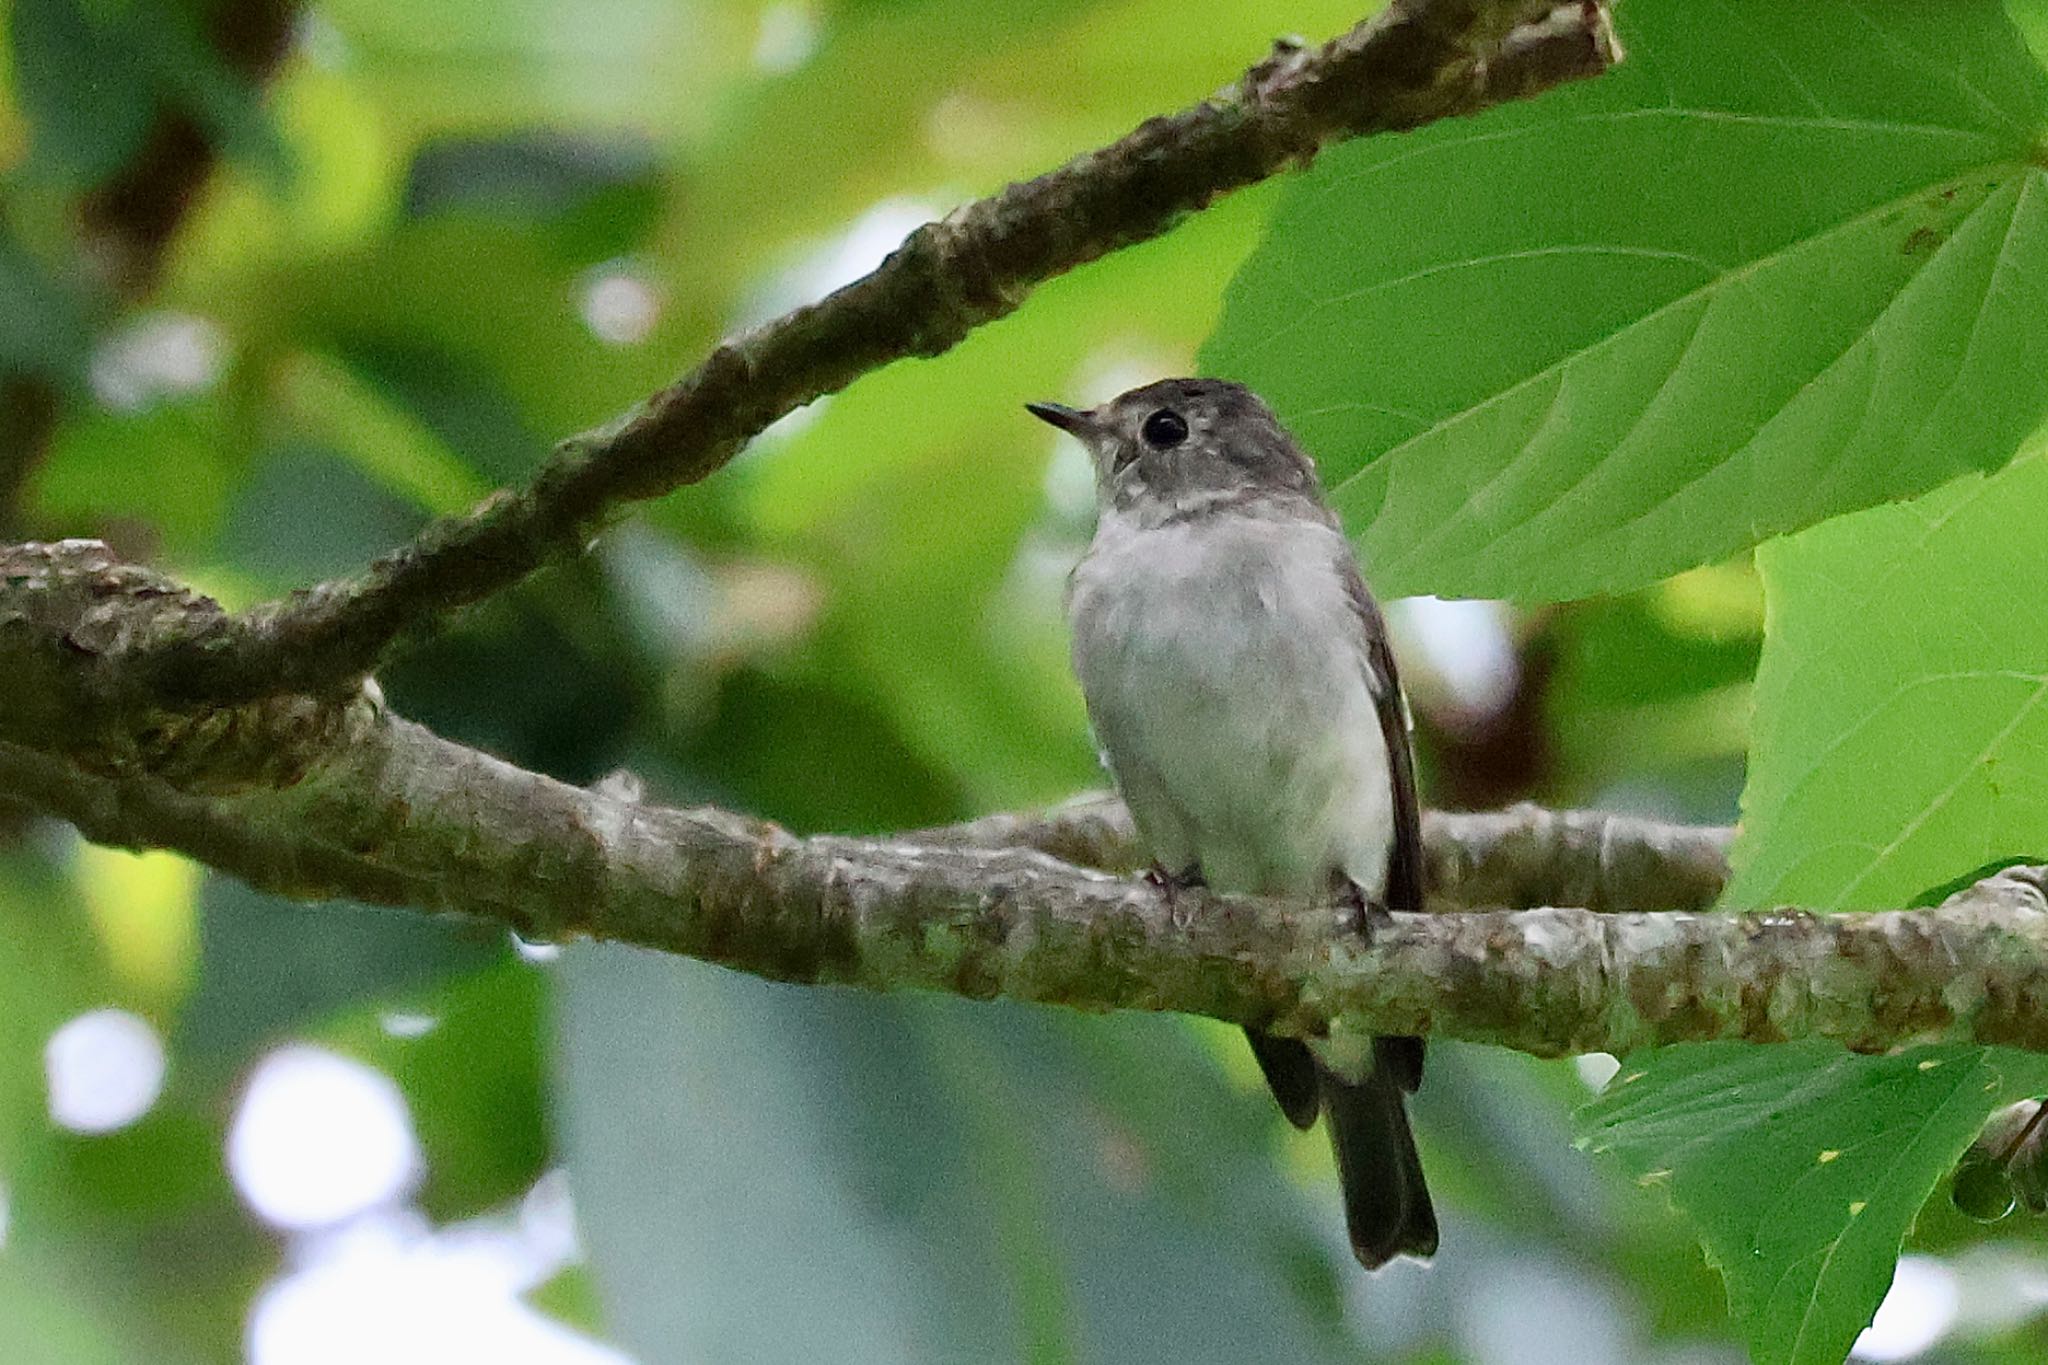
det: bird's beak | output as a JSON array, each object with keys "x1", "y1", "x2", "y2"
[{"x1": 1026, "y1": 401, "x2": 1094, "y2": 437}]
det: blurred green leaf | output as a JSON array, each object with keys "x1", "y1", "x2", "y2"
[
  {"x1": 526, "y1": 1263, "x2": 606, "y2": 1336},
  {"x1": 401, "y1": 130, "x2": 667, "y2": 264},
  {"x1": 8, "y1": 0, "x2": 158, "y2": 182},
  {"x1": 672, "y1": 668, "x2": 967, "y2": 832},
  {"x1": 320, "y1": 965, "x2": 548, "y2": 1220},
  {"x1": 9, "y1": 0, "x2": 280, "y2": 187},
  {"x1": 33, "y1": 396, "x2": 241, "y2": 553},
  {"x1": 314, "y1": 0, "x2": 756, "y2": 145},
  {"x1": 1544, "y1": 587, "x2": 1758, "y2": 812},
  {"x1": 382, "y1": 579, "x2": 645, "y2": 783},
  {"x1": 1582, "y1": 1044, "x2": 2048, "y2": 1365},
  {"x1": 558, "y1": 948, "x2": 1355, "y2": 1365},
  {"x1": 0, "y1": 223, "x2": 90, "y2": 376},
  {"x1": 176, "y1": 875, "x2": 501, "y2": 1060},
  {"x1": 1206, "y1": 0, "x2": 2048, "y2": 601},
  {"x1": 0, "y1": 1251, "x2": 189, "y2": 1365},
  {"x1": 0, "y1": 852, "x2": 103, "y2": 1171},
  {"x1": 275, "y1": 351, "x2": 492, "y2": 515},
  {"x1": 216, "y1": 443, "x2": 424, "y2": 583}
]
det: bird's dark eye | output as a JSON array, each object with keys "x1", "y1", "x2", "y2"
[{"x1": 1141, "y1": 408, "x2": 1188, "y2": 449}]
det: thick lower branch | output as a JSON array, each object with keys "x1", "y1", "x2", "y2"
[
  {"x1": 13, "y1": 538, "x2": 2041, "y2": 1059},
  {"x1": 118, "y1": 0, "x2": 1621, "y2": 709},
  {"x1": 5, "y1": 694, "x2": 2045, "y2": 1058}
]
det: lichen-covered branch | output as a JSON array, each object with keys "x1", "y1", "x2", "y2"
[
  {"x1": 4, "y1": 692, "x2": 2046, "y2": 1060},
  {"x1": 122, "y1": 0, "x2": 1622, "y2": 709},
  {"x1": 12, "y1": 540, "x2": 2048, "y2": 1063}
]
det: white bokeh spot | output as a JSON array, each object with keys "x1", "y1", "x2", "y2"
[
  {"x1": 229, "y1": 1045, "x2": 422, "y2": 1229},
  {"x1": 578, "y1": 267, "x2": 661, "y2": 347},
  {"x1": 89, "y1": 312, "x2": 225, "y2": 411},
  {"x1": 45, "y1": 1007, "x2": 168, "y2": 1134},
  {"x1": 1391, "y1": 595, "x2": 1520, "y2": 727},
  {"x1": 752, "y1": 2, "x2": 819, "y2": 73},
  {"x1": 1854, "y1": 1255, "x2": 1960, "y2": 1362},
  {"x1": 246, "y1": 1202, "x2": 627, "y2": 1365}
]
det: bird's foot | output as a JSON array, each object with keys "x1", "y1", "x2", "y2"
[
  {"x1": 1337, "y1": 877, "x2": 1394, "y2": 942},
  {"x1": 1146, "y1": 862, "x2": 1206, "y2": 931}
]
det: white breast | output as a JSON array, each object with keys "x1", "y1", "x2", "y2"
[{"x1": 1067, "y1": 506, "x2": 1394, "y2": 899}]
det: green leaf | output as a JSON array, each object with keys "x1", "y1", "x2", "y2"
[
  {"x1": 176, "y1": 875, "x2": 499, "y2": 1060},
  {"x1": 1582, "y1": 1043, "x2": 2048, "y2": 1365},
  {"x1": 319, "y1": 965, "x2": 548, "y2": 1221},
  {"x1": 34, "y1": 398, "x2": 240, "y2": 556},
  {"x1": 1204, "y1": 0, "x2": 2048, "y2": 601},
  {"x1": 8, "y1": 0, "x2": 280, "y2": 187},
  {"x1": 1730, "y1": 452, "x2": 2048, "y2": 911},
  {"x1": 8, "y1": 0, "x2": 158, "y2": 182},
  {"x1": 1582, "y1": 451, "x2": 2048, "y2": 1362},
  {"x1": 0, "y1": 224, "x2": 90, "y2": 377},
  {"x1": 0, "y1": 1253, "x2": 181, "y2": 1365}
]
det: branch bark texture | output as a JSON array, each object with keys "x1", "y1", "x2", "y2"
[
  {"x1": 121, "y1": 0, "x2": 1622, "y2": 709},
  {"x1": 15, "y1": 541, "x2": 2048, "y2": 1063}
]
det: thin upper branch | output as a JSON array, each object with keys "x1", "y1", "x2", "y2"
[{"x1": 119, "y1": 0, "x2": 1621, "y2": 709}]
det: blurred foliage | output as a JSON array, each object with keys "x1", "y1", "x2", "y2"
[{"x1": 4, "y1": 0, "x2": 2048, "y2": 1363}]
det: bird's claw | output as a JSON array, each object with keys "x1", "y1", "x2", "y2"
[
  {"x1": 1338, "y1": 878, "x2": 1394, "y2": 942},
  {"x1": 1146, "y1": 862, "x2": 1205, "y2": 931}
]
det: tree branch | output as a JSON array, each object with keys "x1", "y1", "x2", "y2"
[
  {"x1": 925, "y1": 794, "x2": 1734, "y2": 915},
  {"x1": 14, "y1": 540, "x2": 2048, "y2": 1063},
  {"x1": 3, "y1": 681, "x2": 2043, "y2": 1060},
  {"x1": 120, "y1": 0, "x2": 1622, "y2": 709}
]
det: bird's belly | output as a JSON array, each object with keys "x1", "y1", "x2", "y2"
[{"x1": 1070, "y1": 521, "x2": 1394, "y2": 899}]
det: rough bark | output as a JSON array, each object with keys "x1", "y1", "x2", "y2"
[
  {"x1": 928, "y1": 795, "x2": 1735, "y2": 915},
  {"x1": 13, "y1": 539, "x2": 2048, "y2": 1063}
]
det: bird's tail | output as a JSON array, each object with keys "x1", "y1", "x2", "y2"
[{"x1": 1319, "y1": 1038, "x2": 1437, "y2": 1269}]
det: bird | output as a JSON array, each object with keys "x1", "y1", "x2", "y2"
[{"x1": 1029, "y1": 376, "x2": 1436, "y2": 1269}]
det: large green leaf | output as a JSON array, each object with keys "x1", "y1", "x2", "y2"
[
  {"x1": 1730, "y1": 453, "x2": 2048, "y2": 911},
  {"x1": 1204, "y1": 0, "x2": 2048, "y2": 601},
  {"x1": 1581, "y1": 451, "x2": 2048, "y2": 1363},
  {"x1": 1582, "y1": 1043, "x2": 2048, "y2": 1365}
]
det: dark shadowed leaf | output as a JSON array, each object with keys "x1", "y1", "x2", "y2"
[{"x1": 557, "y1": 947, "x2": 1357, "y2": 1365}]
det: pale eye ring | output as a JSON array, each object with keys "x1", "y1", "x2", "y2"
[{"x1": 1141, "y1": 409, "x2": 1188, "y2": 449}]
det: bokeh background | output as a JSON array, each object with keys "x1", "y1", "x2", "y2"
[{"x1": 0, "y1": 0, "x2": 2036, "y2": 1361}]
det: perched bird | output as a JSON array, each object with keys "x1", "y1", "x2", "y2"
[{"x1": 1030, "y1": 377, "x2": 1436, "y2": 1269}]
